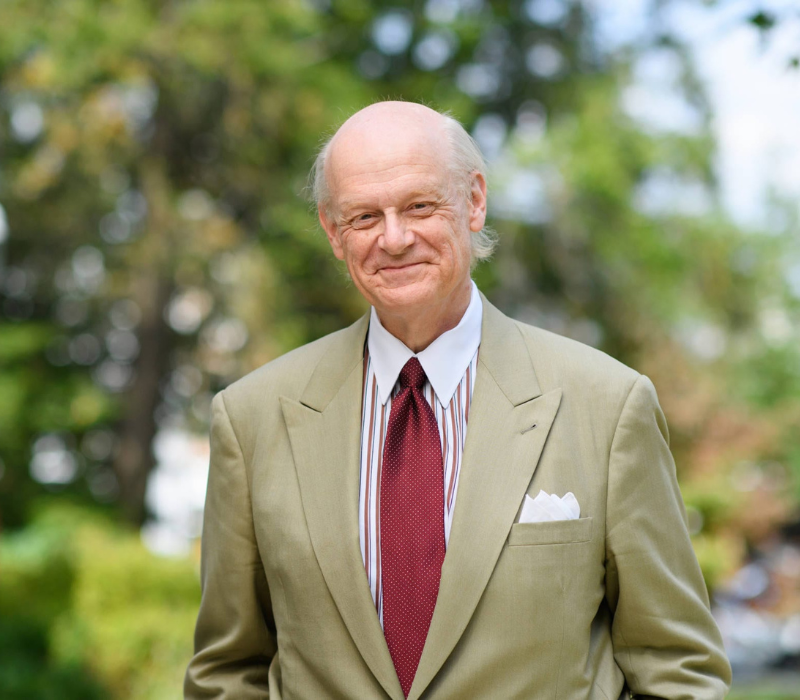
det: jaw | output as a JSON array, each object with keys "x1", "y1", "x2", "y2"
[
  {"x1": 364, "y1": 269, "x2": 471, "y2": 323},
  {"x1": 366, "y1": 273, "x2": 473, "y2": 352}
]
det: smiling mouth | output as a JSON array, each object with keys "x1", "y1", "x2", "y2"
[{"x1": 380, "y1": 262, "x2": 424, "y2": 272}]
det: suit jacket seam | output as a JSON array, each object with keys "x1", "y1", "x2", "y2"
[
  {"x1": 603, "y1": 372, "x2": 644, "y2": 693},
  {"x1": 604, "y1": 372, "x2": 643, "y2": 541},
  {"x1": 220, "y1": 388, "x2": 244, "y2": 454},
  {"x1": 218, "y1": 389, "x2": 259, "y2": 543},
  {"x1": 205, "y1": 388, "x2": 276, "y2": 694},
  {"x1": 594, "y1": 679, "x2": 613, "y2": 700}
]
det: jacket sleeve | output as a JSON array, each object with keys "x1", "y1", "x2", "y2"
[
  {"x1": 184, "y1": 390, "x2": 277, "y2": 698},
  {"x1": 604, "y1": 374, "x2": 731, "y2": 699}
]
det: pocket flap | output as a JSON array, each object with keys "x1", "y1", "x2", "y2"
[{"x1": 508, "y1": 516, "x2": 593, "y2": 546}]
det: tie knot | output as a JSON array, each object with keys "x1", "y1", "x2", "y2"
[{"x1": 399, "y1": 357, "x2": 427, "y2": 390}]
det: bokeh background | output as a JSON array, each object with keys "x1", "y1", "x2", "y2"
[{"x1": 1, "y1": 0, "x2": 799, "y2": 697}]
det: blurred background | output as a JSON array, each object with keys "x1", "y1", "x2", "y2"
[{"x1": 0, "y1": 0, "x2": 798, "y2": 697}]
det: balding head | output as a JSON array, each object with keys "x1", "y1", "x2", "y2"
[
  {"x1": 329, "y1": 101, "x2": 449, "y2": 164},
  {"x1": 311, "y1": 101, "x2": 496, "y2": 266},
  {"x1": 323, "y1": 102, "x2": 451, "y2": 216}
]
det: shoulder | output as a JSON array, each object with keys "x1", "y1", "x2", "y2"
[
  {"x1": 221, "y1": 316, "x2": 366, "y2": 408},
  {"x1": 503, "y1": 317, "x2": 665, "y2": 453},
  {"x1": 510, "y1": 317, "x2": 641, "y2": 403}
]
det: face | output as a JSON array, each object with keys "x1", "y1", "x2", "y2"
[{"x1": 319, "y1": 123, "x2": 487, "y2": 324}]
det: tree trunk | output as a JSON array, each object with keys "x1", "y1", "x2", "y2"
[
  {"x1": 114, "y1": 273, "x2": 173, "y2": 525},
  {"x1": 113, "y1": 157, "x2": 175, "y2": 526}
]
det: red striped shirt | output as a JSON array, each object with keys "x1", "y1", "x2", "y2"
[{"x1": 358, "y1": 343, "x2": 479, "y2": 625}]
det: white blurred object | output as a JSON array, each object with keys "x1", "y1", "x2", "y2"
[{"x1": 143, "y1": 427, "x2": 209, "y2": 557}]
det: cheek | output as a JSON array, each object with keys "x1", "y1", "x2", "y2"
[
  {"x1": 444, "y1": 225, "x2": 472, "y2": 266},
  {"x1": 422, "y1": 216, "x2": 461, "y2": 251},
  {"x1": 341, "y1": 237, "x2": 376, "y2": 274}
]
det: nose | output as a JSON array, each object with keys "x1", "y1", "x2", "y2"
[{"x1": 379, "y1": 211, "x2": 413, "y2": 255}]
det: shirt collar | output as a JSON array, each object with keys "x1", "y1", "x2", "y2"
[{"x1": 367, "y1": 280, "x2": 483, "y2": 406}]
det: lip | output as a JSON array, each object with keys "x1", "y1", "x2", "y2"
[{"x1": 378, "y1": 262, "x2": 424, "y2": 272}]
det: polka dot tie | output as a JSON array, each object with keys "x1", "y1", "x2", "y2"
[{"x1": 380, "y1": 357, "x2": 445, "y2": 698}]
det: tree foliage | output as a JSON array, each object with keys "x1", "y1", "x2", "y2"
[
  {"x1": 0, "y1": 0, "x2": 798, "y2": 619},
  {"x1": 1, "y1": 0, "x2": 800, "y2": 695}
]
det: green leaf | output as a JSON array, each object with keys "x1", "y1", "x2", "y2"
[
  {"x1": 0, "y1": 324, "x2": 53, "y2": 364},
  {"x1": 748, "y1": 11, "x2": 776, "y2": 32}
]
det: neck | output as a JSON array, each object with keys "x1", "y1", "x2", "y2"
[{"x1": 376, "y1": 279, "x2": 472, "y2": 353}]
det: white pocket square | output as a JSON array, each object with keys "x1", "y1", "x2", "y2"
[{"x1": 519, "y1": 490, "x2": 580, "y2": 524}]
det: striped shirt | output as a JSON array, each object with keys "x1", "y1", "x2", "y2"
[{"x1": 358, "y1": 282, "x2": 483, "y2": 626}]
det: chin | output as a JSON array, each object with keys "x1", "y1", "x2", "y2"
[{"x1": 370, "y1": 283, "x2": 439, "y2": 314}]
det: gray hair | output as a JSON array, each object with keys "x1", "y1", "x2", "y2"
[{"x1": 309, "y1": 109, "x2": 497, "y2": 268}]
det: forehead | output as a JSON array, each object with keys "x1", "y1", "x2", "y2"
[{"x1": 326, "y1": 122, "x2": 452, "y2": 207}]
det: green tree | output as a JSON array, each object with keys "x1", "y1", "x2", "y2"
[
  {"x1": 0, "y1": 0, "x2": 373, "y2": 525},
  {"x1": 1, "y1": 0, "x2": 798, "y2": 569}
]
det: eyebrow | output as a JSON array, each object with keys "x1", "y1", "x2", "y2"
[{"x1": 337, "y1": 186, "x2": 447, "y2": 215}]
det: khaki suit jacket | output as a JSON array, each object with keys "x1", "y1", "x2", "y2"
[{"x1": 185, "y1": 295, "x2": 731, "y2": 699}]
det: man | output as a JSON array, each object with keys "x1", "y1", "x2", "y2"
[{"x1": 185, "y1": 101, "x2": 731, "y2": 699}]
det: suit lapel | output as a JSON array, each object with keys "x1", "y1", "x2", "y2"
[
  {"x1": 408, "y1": 298, "x2": 563, "y2": 700},
  {"x1": 280, "y1": 314, "x2": 404, "y2": 700}
]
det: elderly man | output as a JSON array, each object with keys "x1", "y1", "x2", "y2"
[{"x1": 185, "y1": 101, "x2": 731, "y2": 699}]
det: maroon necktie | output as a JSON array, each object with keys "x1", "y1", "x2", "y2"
[{"x1": 381, "y1": 357, "x2": 446, "y2": 697}]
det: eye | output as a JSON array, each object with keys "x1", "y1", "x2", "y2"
[
  {"x1": 350, "y1": 212, "x2": 377, "y2": 229},
  {"x1": 410, "y1": 202, "x2": 432, "y2": 212}
]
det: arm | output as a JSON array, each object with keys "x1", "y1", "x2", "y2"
[
  {"x1": 605, "y1": 374, "x2": 731, "y2": 700},
  {"x1": 184, "y1": 391, "x2": 277, "y2": 699}
]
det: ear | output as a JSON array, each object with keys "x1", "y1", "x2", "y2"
[
  {"x1": 467, "y1": 172, "x2": 487, "y2": 232},
  {"x1": 319, "y1": 206, "x2": 345, "y2": 261}
]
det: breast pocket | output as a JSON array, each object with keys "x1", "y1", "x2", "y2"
[{"x1": 507, "y1": 516, "x2": 593, "y2": 546}]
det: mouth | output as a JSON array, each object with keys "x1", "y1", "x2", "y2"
[{"x1": 378, "y1": 262, "x2": 424, "y2": 272}]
